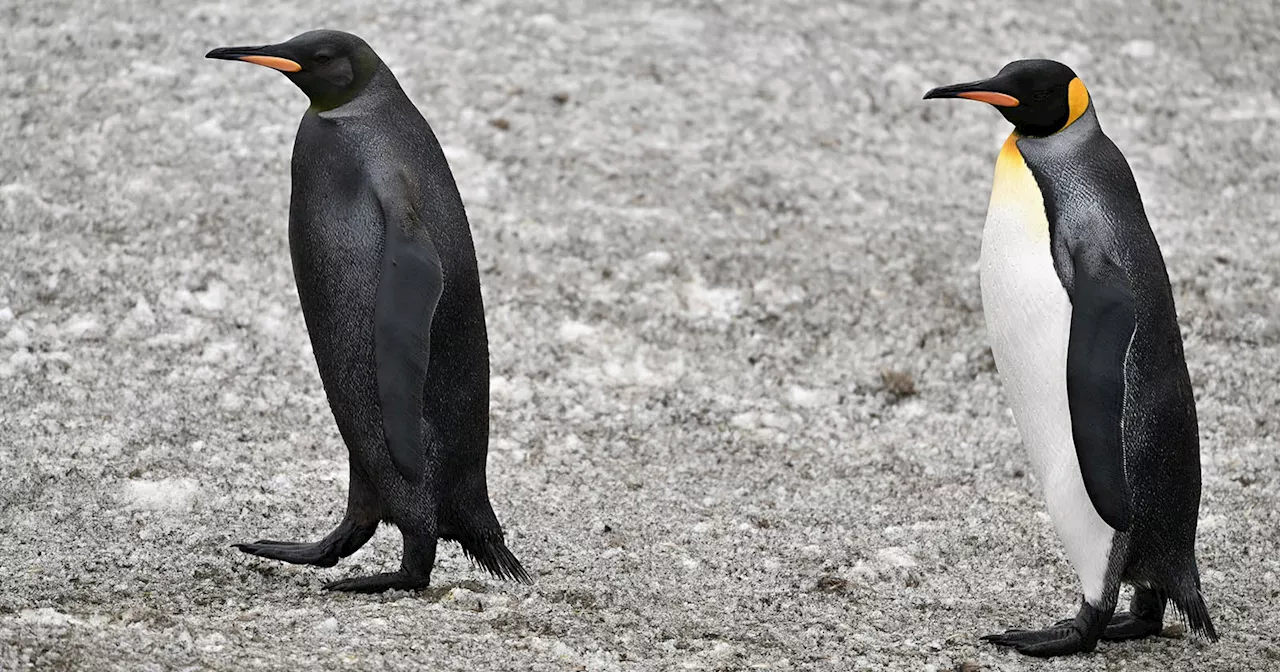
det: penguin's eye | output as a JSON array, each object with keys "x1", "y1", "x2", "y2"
[{"x1": 315, "y1": 54, "x2": 332, "y2": 65}]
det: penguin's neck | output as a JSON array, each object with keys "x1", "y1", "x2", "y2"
[
  {"x1": 1015, "y1": 103, "x2": 1101, "y2": 145},
  {"x1": 312, "y1": 65, "x2": 407, "y2": 119},
  {"x1": 987, "y1": 132, "x2": 1050, "y2": 244}
]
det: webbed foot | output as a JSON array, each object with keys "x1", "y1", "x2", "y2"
[
  {"x1": 1102, "y1": 588, "x2": 1166, "y2": 641},
  {"x1": 323, "y1": 571, "x2": 431, "y2": 593},
  {"x1": 983, "y1": 600, "x2": 1111, "y2": 657},
  {"x1": 983, "y1": 625, "x2": 1091, "y2": 657}
]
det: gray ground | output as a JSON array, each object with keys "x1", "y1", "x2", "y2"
[{"x1": 2, "y1": 0, "x2": 1278, "y2": 670}]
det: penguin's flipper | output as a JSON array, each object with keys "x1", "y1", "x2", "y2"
[
  {"x1": 373, "y1": 172, "x2": 444, "y2": 483},
  {"x1": 1066, "y1": 244, "x2": 1136, "y2": 531}
]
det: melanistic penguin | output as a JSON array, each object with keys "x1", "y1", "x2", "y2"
[
  {"x1": 207, "y1": 30, "x2": 529, "y2": 592},
  {"x1": 923, "y1": 60, "x2": 1216, "y2": 656}
]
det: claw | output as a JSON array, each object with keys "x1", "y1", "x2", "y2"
[
  {"x1": 323, "y1": 571, "x2": 430, "y2": 593},
  {"x1": 984, "y1": 626, "x2": 1088, "y2": 657},
  {"x1": 983, "y1": 600, "x2": 1111, "y2": 657}
]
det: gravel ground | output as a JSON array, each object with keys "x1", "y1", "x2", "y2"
[{"x1": 2, "y1": 0, "x2": 1278, "y2": 670}]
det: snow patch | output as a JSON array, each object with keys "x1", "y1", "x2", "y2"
[
  {"x1": 547, "y1": 433, "x2": 584, "y2": 456},
  {"x1": 753, "y1": 278, "x2": 806, "y2": 314},
  {"x1": 63, "y1": 315, "x2": 104, "y2": 340},
  {"x1": 124, "y1": 478, "x2": 199, "y2": 511},
  {"x1": 490, "y1": 375, "x2": 533, "y2": 404},
  {"x1": 558, "y1": 320, "x2": 597, "y2": 342},
  {"x1": 114, "y1": 298, "x2": 157, "y2": 339},
  {"x1": 895, "y1": 400, "x2": 927, "y2": 419},
  {"x1": 194, "y1": 282, "x2": 229, "y2": 312},
  {"x1": 3, "y1": 326, "x2": 30, "y2": 346},
  {"x1": 641, "y1": 250, "x2": 674, "y2": 271},
  {"x1": 875, "y1": 547, "x2": 917, "y2": 568},
  {"x1": 197, "y1": 632, "x2": 229, "y2": 653},
  {"x1": 684, "y1": 280, "x2": 741, "y2": 320},
  {"x1": 1119, "y1": 39, "x2": 1157, "y2": 59},
  {"x1": 601, "y1": 353, "x2": 681, "y2": 386},
  {"x1": 19, "y1": 608, "x2": 84, "y2": 626},
  {"x1": 218, "y1": 392, "x2": 244, "y2": 411},
  {"x1": 200, "y1": 340, "x2": 240, "y2": 364},
  {"x1": 442, "y1": 144, "x2": 506, "y2": 207},
  {"x1": 758, "y1": 412, "x2": 793, "y2": 430},
  {"x1": 130, "y1": 298, "x2": 156, "y2": 324},
  {"x1": 8, "y1": 349, "x2": 36, "y2": 369},
  {"x1": 787, "y1": 386, "x2": 838, "y2": 408}
]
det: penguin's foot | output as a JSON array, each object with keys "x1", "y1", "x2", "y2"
[
  {"x1": 322, "y1": 571, "x2": 430, "y2": 593},
  {"x1": 320, "y1": 524, "x2": 437, "y2": 593},
  {"x1": 1102, "y1": 587, "x2": 1166, "y2": 641},
  {"x1": 1101, "y1": 611, "x2": 1164, "y2": 641},
  {"x1": 983, "y1": 601, "x2": 1109, "y2": 658},
  {"x1": 234, "y1": 540, "x2": 340, "y2": 567},
  {"x1": 234, "y1": 518, "x2": 378, "y2": 569},
  {"x1": 982, "y1": 625, "x2": 1090, "y2": 657}
]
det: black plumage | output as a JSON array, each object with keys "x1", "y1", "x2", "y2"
[{"x1": 207, "y1": 30, "x2": 528, "y2": 592}]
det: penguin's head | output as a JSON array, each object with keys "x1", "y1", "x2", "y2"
[
  {"x1": 207, "y1": 30, "x2": 383, "y2": 111},
  {"x1": 923, "y1": 60, "x2": 1090, "y2": 137}
]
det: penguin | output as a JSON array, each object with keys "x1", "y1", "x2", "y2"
[
  {"x1": 923, "y1": 60, "x2": 1217, "y2": 656},
  {"x1": 207, "y1": 30, "x2": 529, "y2": 592}
]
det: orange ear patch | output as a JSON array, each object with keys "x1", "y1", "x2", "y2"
[
  {"x1": 1063, "y1": 78, "x2": 1090, "y2": 129},
  {"x1": 957, "y1": 91, "x2": 1020, "y2": 107},
  {"x1": 240, "y1": 55, "x2": 302, "y2": 72}
]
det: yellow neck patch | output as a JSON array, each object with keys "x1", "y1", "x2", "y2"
[
  {"x1": 991, "y1": 132, "x2": 1051, "y2": 242},
  {"x1": 1062, "y1": 77, "x2": 1089, "y2": 130},
  {"x1": 997, "y1": 132, "x2": 1022, "y2": 168}
]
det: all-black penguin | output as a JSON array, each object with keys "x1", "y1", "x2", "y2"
[
  {"x1": 923, "y1": 60, "x2": 1217, "y2": 656},
  {"x1": 207, "y1": 30, "x2": 529, "y2": 592}
]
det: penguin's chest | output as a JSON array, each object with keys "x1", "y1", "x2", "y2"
[
  {"x1": 979, "y1": 134, "x2": 1073, "y2": 478},
  {"x1": 978, "y1": 135, "x2": 1116, "y2": 601},
  {"x1": 289, "y1": 182, "x2": 384, "y2": 329},
  {"x1": 288, "y1": 160, "x2": 386, "y2": 400}
]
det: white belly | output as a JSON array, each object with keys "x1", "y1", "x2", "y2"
[{"x1": 980, "y1": 135, "x2": 1115, "y2": 604}]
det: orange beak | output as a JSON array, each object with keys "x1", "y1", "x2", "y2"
[
  {"x1": 923, "y1": 80, "x2": 1021, "y2": 108},
  {"x1": 955, "y1": 91, "x2": 1019, "y2": 107},
  {"x1": 206, "y1": 45, "x2": 302, "y2": 73},
  {"x1": 237, "y1": 55, "x2": 302, "y2": 72}
]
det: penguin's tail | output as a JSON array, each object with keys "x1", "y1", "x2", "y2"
[
  {"x1": 1169, "y1": 579, "x2": 1219, "y2": 642},
  {"x1": 458, "y1": 534, "x2": 532, "y2": 585}
]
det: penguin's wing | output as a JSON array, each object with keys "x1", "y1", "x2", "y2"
[
  {"x1": 1066, "y1": 242, "x2": 1136, "y2": 531},
  {"x1": 372, "y1": 171, "x2": 444, "y2": 483}
]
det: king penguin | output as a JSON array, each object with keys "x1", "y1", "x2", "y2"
[
  {"x1": 923, "y1": 60, "x2": 1217, "y2": 656},
  {"x1": 207, "y1": 30, "x2": 529, "y2": 592}
]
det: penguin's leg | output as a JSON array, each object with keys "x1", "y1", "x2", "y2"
[
  {"x1": 982, "y1": 597, "x2": 1114, "y2": 657},
  {"x1": 235, "y1": 467, "x2": 380, "y2": 567},
  {"x1": 323, "y1": 464, "x2": 439, "y2": 593},
  {"x1": 322, "y1": 521, "x2": 438, "y2": 593},
  {"x1": 1101, "y1": 587, "x2": 1166, "y2": 641}
]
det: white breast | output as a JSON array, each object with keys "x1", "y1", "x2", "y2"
[{"x1": 980, "y1": 135, "x2": 1115, "y2": 604}]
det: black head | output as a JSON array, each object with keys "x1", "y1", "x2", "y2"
[
  {"x1": 206, "y1": 30, "x2": 382, "y2": 111},
  {"x1": 923, "y1": 60, "x2": 1090, "y2": 137}
]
